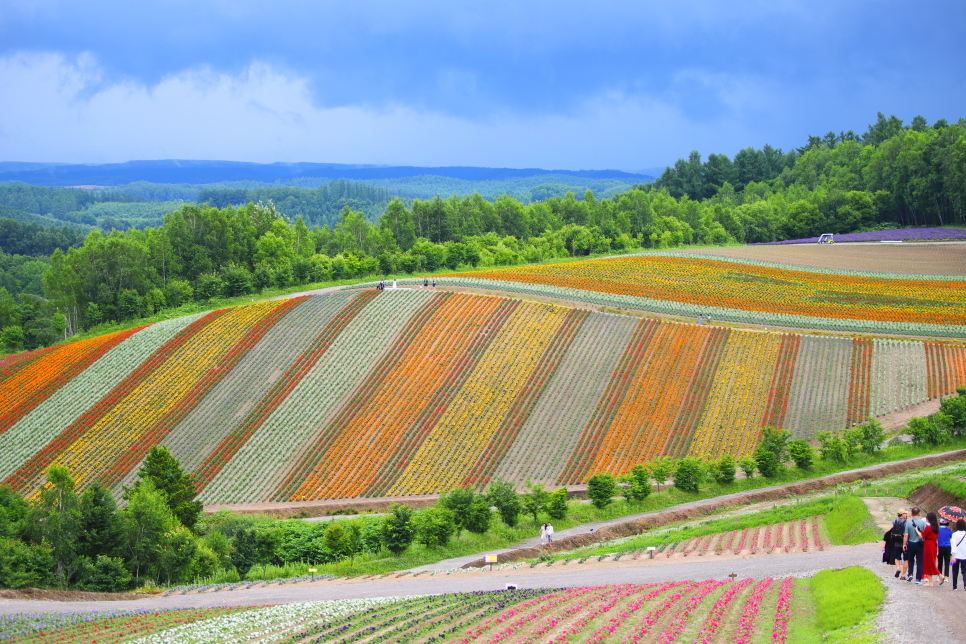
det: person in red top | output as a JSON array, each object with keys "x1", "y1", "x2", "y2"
[{"x1": 918, "y1": 511, "x2": 942, "y2": 586}]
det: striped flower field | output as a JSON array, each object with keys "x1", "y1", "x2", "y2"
[
  {"x1": 1, "y1": 287, "x2": 964, "y2": 503},
  {"x1": 2, "y1": 581, "x2": 799, "y2": 643},
  {"x1": 440, "y1": 254, "x2": 966, "y2": 337}
]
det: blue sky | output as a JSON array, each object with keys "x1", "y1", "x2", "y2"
[{"x1": 1, "y1": 1, "x2": 963, "y2": 171}]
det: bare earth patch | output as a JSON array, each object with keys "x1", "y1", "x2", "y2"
[{"x1": 673, "y1": 242, "x2": 966, "y2": 275}]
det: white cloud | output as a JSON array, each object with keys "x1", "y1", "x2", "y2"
[{"x1": 0, "y1": 51, "x2": 768, "y2": 170}]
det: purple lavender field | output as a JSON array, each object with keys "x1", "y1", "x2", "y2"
[{"x1": 754, "y1": 228, "x2": 966, "y2": 245}]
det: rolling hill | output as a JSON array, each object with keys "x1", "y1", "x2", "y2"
[{"x1": 0, "y1": 285, "x2": 963, "y2": 505}]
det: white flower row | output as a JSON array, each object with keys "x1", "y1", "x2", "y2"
[{"x1": 132, "y1": 596, "x2": 410, "y2": 644}]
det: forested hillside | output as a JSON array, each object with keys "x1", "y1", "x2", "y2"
[{"x1": 1, "y1": 112, "x2": 964, "y2": 352}]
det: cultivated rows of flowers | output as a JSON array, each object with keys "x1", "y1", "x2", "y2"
[
  {"x1": 492, "y1": 312, "x2": 639, "y2": 486},
  {"x1": 449, "y1": 256, "x2": 966, "y2": 327},
  {"x1": 662, "y1": 517, "x2": 827, "y2": 558},
  {"x1": 1, "y1": 606, "x2": 257, "y2": 643},
  {"x1": 156, "y1": 294, "x2": 339, "y2": 476},
  {"x1": 5, "y1": 579, "x2": 805, "y2": 643},
  {"x1": 203, "y1": 289, "x2": 427, "y2": 504},
  {"x1": 1, "y1": 280, "x2": 964, "y2": 502},
  {"x1": 436, "y1": 271, "x2": 966, "y2": 338},
  {"x1": 0, "y1": 314, "x2": 204, "y2": 484}
]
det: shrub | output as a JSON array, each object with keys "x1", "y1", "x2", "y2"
[
  {"x1": 546, "y1": 488, "x2": 569, "y2": 520},
  {"x1": 710, "y1": 454, "x2": 736, "y2": 485},
  {"x1": 759, "y1": 426, "x2": 791, "y2": 463},
  {"x1": 787, "y1": 439, "x2": 814, "y2": 469},
  {"x1": 907, "y1": 414, "x2": 953, "y2": 446},
  {"x1": 230, "y1": 528, "x2": 257, "y2": 580},
  {"x1": 672, "y1": 457, "x2": 703, "y2": 493},
  {"x1": 738, "y1": 456, "x2": 757, "y2": 479},
  {"x1": 80, "y1": 555, "x2": 132, "y2": 592},
  {"x1": 521, "y1": 482, "x2": 550, "y2": 522},
  {"x1": 194, "y1": 273, "x2": 225, "y2": 301},
  {"x1": 855, "y1": 419, "x2": 885, "y2": 454},
  {"x1": 622, "y1": 464, "x2": 652, "y2": 502},
  {"x1": 486, "y1": 479, "x2": 521, "y2": 528},
  {"x1": 587, "y1": 473, "x2": 618, "y2": 509},
  {"x1": 753, "y1": 446, "x2": 781, "y2": 478},
  {"x1": 382, "y1": 504, "x2": 414, "y2": 556},
  {"x1": 412, "y1": 506, "x2": 455, "y2": 548}
]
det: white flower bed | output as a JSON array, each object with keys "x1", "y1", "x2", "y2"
[{"x1": 131, "y1": 596, "x2": 407, "y2": 644}]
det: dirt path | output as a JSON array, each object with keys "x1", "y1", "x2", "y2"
[{"x1": 862, "y1": 497, "x2": 909, "y2": 532}]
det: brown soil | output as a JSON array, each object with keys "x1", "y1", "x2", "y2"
[
  {"x1": 877, "y1": 400, "x2": 942, "y2": 431},
  {"x1": 0, "y1": 588, "x2": 159, "y2": 601},
  {"x1": 460, "y1": 449, "x2": 966, "y2": 567},
  {"x1": 673, "y1": 242, "x2": 966, "y2": 275},
  {"x1": 908, "y1": 483, "x2": 966, "y2": 513}
]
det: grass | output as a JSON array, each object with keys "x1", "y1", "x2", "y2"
[
  {"x1": 824, "y1": 495, "x2": 880, "y2": 545},
  {"x1": 786, "y1": 568, "x2": 885, "y2": 644},
  {"x1": 928, "y1": 475, "x2": 966, "y2": 502}
]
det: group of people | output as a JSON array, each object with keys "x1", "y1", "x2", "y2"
[
  {"x1": 697, "y1": 313, "x2": 712, "y2": 325},
  {"x1": 375, "y1": 277, "x2": 438, "y2": 290},
  {"x1": 883, "y1": 507, "x2": 966, "y2": 589},
  {"x1": 539, "y1": 522, "x2": 555, "y2": 545}
]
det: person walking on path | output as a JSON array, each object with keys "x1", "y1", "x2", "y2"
[
  {"x1": 951, "y1": 519, "x2": 966, "y2": 591},
  {"x1": 917, "y1": 511, "x2": 942, "y2": 586},
  {"x1": 903, "y1": 507, "x2": 927, "y2": 583},
  {"x1": 546, "y1": 523, "x2": 554, "y2": 544},
  {"x1": 539, "y1": 524, "x2": 548, "y2": 545},
  {"x1": 887, "y1": 510, "x2": 908, "y2": 578},
  {"x1": 938, "y1": 517, "x2": 953, "y2": 581}
]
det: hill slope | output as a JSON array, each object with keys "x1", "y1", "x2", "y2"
[{"x1": 0, "y1": 288, "x2": 963, "y2": 505}]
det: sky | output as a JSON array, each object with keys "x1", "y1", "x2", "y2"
[{"x1": 1, "y1": 0, "x2": 963, "y2": 172}]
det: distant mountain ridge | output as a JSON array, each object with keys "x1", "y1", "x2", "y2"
[{"x1": 0, "y1": 160, "x2": 653, "y2": 187}]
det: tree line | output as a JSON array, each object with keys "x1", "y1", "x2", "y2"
[
  {"x1": 2, "y1": 390, "x2": 961, "y2": 591},
  {"x1": 1, "y1": 112, "x2": 964, "y2": 352}
]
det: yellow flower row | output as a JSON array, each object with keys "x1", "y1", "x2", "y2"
[
  {"x1": 387, "y1": 302, "x2": 568, "y2": 495},
  {"x1": 48, "y1": 301, "x2": 284, "y2": 491}
]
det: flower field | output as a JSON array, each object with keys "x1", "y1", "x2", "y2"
[
  {"x1": 3, "y1": 582, "x2": 801, "y2": 643},
  {"x1": 439, "y1": 254, "x2": 966, "y2": 337},
  {"x1": 1, "y1": 287, "x2": 964, "y2": 502}
]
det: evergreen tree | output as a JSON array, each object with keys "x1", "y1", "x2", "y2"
[
  {"x1": 133, "y1": 446, "x2": 203, "y2": 530},
  {"x1": 78, "y1": 482, "x2": 125, "y2": 559}
]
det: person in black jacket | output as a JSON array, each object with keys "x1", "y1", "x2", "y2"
[{"x1": 889, "y1": 510, "x2": 908, "y2": 578}]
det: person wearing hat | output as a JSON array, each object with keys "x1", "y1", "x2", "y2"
[
  {"x1": 890, "y1": 509, "x2": 909, "y2": 579},
  {"x1": 938, "y1": 517, "x2": 953, "y2": 583}
]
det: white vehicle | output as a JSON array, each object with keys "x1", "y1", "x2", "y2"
[{"x1": 817, "y1": 233, "x2": 834, "y2": 244}]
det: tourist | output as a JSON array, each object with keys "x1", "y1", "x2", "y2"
[
  {"x1": 546, "y1": 522, "x2": 554, "y2": 543},
  {"x1": 887, "y1": 510, "x2": 908, "y2": 578},
  {"x1": 903, "y1": 507, "x2": 926, "y2": 582},
  {"x1": 539, "y1": 523, "x2": 548, "y2": 545},
  {"x1": 951, "y1": 519, "x2": 966, "y2": 591},
  {"x1": 938, "y1": 518, "x2": 953, "y2": 582},
  {"x1": 916, "y1": 511, "x2": 941, "y2": 586},
  {"x1": 424, "y1": 277, "x2": 429, "y2": 288}
]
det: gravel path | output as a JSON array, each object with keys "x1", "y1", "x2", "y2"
[{"x1": 869, "y1": 562, "x2": 966, "y2": 643}]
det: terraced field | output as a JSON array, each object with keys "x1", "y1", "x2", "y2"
[{"x1": 2, "y1": 286, "x2": 964, "y2": 503}]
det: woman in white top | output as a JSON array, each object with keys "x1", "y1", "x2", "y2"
[
  {"x1": 539, "y1": 523, "x2": 548, "y2": 545},
  {"x1": 952, "y1": 519, "x2": 966, "y2": 591}
]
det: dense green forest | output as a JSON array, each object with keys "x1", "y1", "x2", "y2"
[{"x1": 1, "y1": 113, "x2": 964, "y2": 352}]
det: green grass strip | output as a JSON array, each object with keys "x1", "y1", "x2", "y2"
[{"x1": 810, "y1": 566, "x2": 885, "y2": 632}]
